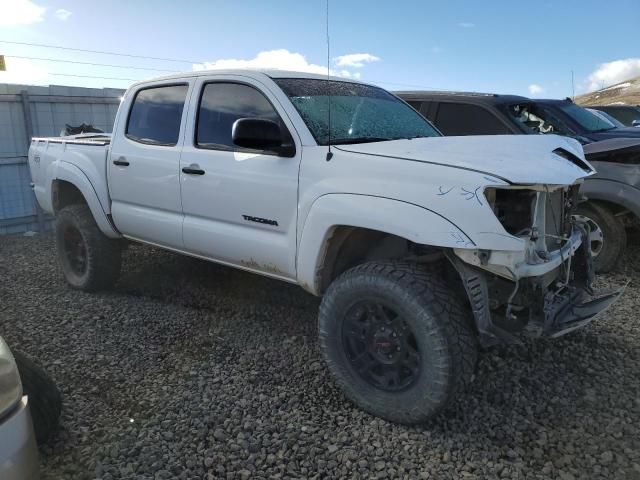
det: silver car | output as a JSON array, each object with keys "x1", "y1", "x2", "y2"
[{"x1": 0, "y1": 336, "x2": 40, "y2": 480}]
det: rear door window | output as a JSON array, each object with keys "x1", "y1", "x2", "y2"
[
  {"x1": 126, "y1": 84, "x2": 189, "y2": 146},
  {"x1": 434, "y1": 102, "x2": 511, "y2": 135}
]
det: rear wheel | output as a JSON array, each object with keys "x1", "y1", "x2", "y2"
[
  {"x1": 574, "y1": 202, "x2": 626, "y2": 273},
  {"x1": 55, "y1": 204, "x2": 122, "y2": 291},
  {"x1": 319, "y1": 261, "x2": 477, "y2": 424}
]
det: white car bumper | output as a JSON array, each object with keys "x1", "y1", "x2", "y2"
[{"x1": 0, "y1": 397, "x2": 39, "y2": 480}]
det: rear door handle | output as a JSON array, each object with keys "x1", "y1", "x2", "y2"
[
  {"x1": 113, "y1": 157, "x2": 129, "y2": 167},
  {"x1": 182, "y1": 165, "x2": 205, "y2": 175}
]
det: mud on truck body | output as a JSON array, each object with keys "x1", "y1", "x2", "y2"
[{"x1": 28, "y1": 70, "x2": 623, "y2": 423}]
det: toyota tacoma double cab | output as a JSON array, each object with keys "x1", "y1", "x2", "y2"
[{"x1": 29, "y1": 70, "x2": 623, "y2": 423}]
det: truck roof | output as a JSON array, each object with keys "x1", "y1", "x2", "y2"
[{"x1": 132, "y1": 69, "x2": 368, "y2": 88}]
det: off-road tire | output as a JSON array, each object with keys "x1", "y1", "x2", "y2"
[
  {"x1": 575, "y1": 202, "x2": 626, "y2": 273},
  {"x1": 318, "y1": 261, "x2": 477, "y2": 424},
  {"x1": 13, "y1": 350, "x2": 62, "y2": 444},
  {"x1": 55, "y1": 204, "x2": 122, "y2": 291}
]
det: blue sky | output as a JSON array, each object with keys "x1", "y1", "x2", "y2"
[{"x1": 1, "y1": 0, "x2": 639, "y2": 97}]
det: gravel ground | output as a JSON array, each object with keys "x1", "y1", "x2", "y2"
[{"x1": 0, "y1": 233, "x2": 639, "y2": 480}]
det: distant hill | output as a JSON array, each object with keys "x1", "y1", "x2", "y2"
[{"x1": 575, "y1": 76, "x2": 640, "y2": 106}]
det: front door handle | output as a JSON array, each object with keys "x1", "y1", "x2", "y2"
[
  {"x1": 113, "y1": 157, "x2": 129, "y2": 167},
  {"x1": 182, "y1": 165, "x2": 205, "y2": 175}
]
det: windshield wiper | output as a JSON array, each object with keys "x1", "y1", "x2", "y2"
[{"x1": 329, "y1": 136, "x2": 391, "y2": 145}]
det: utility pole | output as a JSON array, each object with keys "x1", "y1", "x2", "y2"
[{"x1": 571, "y1": 70, "x2": 575, "y2": 100}]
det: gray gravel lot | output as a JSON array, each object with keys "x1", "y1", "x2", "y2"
[{"x1": 0, "y1": 233, "x2": 639, "y2": 480}]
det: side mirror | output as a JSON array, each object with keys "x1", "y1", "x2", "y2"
[
  {"x1": 632, "y1": 119, "x2": 640, "y2": 127},
  {"x1": 232, "y1": 118, "x2": 284, "y2": 150}
]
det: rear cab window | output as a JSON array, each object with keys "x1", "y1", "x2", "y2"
[{"x1": 126, "y1": 84, "x2": 189, "y2": 146}]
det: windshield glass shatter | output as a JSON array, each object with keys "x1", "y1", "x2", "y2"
[{"x1": 275, "y1": 78, "x2": 439, "y2": 145}]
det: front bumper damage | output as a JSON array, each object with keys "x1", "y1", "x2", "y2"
[
  {"x1": 448, "y1": 224, "x2": 625, "y2": 346},
  {"x1": 542, "y1": 282, "x2": 622, "y2": 338}
]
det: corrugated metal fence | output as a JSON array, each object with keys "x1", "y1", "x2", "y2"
[{"x1": 0, "y1": 83, "x2": 124, "y2": 234}]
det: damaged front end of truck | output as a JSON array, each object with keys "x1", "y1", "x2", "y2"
[{"x1": 448, "y1": 182, "x2": 625, "y2": 346}]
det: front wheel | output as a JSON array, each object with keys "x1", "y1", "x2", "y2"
[
  {"x1": 55, "y1": 204, "x2": 122, "y2": 291},
  {"x1": 318, "y1": 261, "x2": 477, "y2": 424},
  {"x1": 574, "y1": 202, "x2": 626, "y2": 273}
]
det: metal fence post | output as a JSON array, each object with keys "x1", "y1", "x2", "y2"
[{"x1": 20, "y1": 90, "x2": 45, "y2": 233}]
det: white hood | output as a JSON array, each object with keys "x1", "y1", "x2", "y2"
[{"x1": 336, "y1": 134, "x2": 594, "y2": 185}]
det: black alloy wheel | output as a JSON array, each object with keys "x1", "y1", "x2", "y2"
[
  {"x1": 62, "y1": 225, "x2": 88, "y2": 276},
  {"x1": 319, "y1": 261, "x2": 477, "y2": 424},
  {"x1": 55, "y1": 204, "x2": 122, "y2": 291},
  {"x1": 342, "y1": 300, "x2": 420, "y2": 392}
]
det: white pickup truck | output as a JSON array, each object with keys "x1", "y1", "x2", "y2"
[{"x1": 28, "y1": 70, "x2": 622, "y2": 423}]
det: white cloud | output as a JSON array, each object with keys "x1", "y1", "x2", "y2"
[
  {"x1": 585, "y1": 58, "x2": 640, "y2": 92},
  {"x1": 528, "y1": 84, "x2": 545, "y2": 95},
  {"x1": 194, "y1": 49, "x2": 329, "y2": 75},
  {"x1": 55, "y1": 8, "x2": 72, "y2": 20},
  {"x1": 458, "y1": 22, "x2": 475, "y2": 28},
  {"x1": 0, "y1": 0, "x2": 46, "y2": 26},
  {"x1": 193, "y1": 49, "x2": 378, "y2": 79},
  {"x1": 334, "y1": 53, "x2": 380, "y2": 68},
  {"x1": 0, "y1": 57, "x2": 50, "y2": 85},
  {"x1": 334, "y1": 70, "x2": 361, "y2": 80}
]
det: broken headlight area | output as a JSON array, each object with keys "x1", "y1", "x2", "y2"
[
  {"x1": 484, "y1": 187, "x2": 536, "y2": 236},
  {"x1": 485, "y1": 184, "x2": 580, "y2": 257}
]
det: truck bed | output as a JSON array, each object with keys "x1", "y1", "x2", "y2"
[
  {"x1": 31, "y1": 133, "x2": 112, "y2": 146},
  {"x1": 29, "y1": 133, "x2": 112, "y2": 217}
]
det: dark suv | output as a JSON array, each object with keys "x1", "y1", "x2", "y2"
[
  {"x1": 396, "y1": 91, "x2": 640, "y2": 272},
  {"x1": 590, "y1": 105, "x2": 640, "y2": 127}
]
